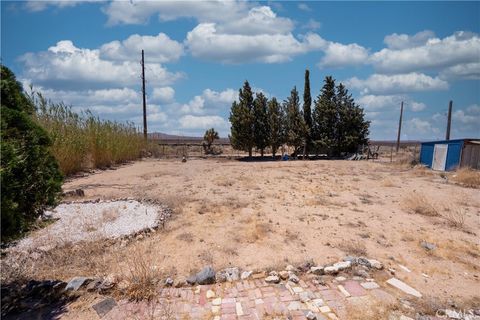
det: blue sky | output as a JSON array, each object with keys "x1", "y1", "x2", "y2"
[{"x1": 2, "y1": 1, "x2": 479, "y2": 139}]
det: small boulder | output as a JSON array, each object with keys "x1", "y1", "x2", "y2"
[
  {"x1": 223, "y1": 267, "x2": 240, "y2": 282},
  {"x1": 164, "y1": 278, "x2": 174, "y2": 287},
  {"x1": 279, "y1": 271, "x2": 289, "y2": 280},
  {"x1": 288, "y1": 273, "x2": 299, "y2": 284},
  {"x1": 420, "y1": 241, "x2": 436, "y2": 251},
  {"x1": 196, "y1": 266, "x2": 216, "y2": 285},
  {"x1": 186, "y1": 275, "x2": 197, "y2": 286},
  {"x1": 265, "y1": 275, "x2": 280, "y2": 284},
  {"x1": 306, "y1": 311, "x2": 317, "y2": 320},
  {"x1": 367, "y1": 259, "x2": 383, "y2": 270},
  {"x1": 354, "y1": 269, "x2": 369, "y2": 278},
  {"x1": 333, "y1": 261, "x2": 351, "y2": 271},
  {"x1": 324, "y1": 266, "x2": 339, "y2": 275},
  {"x1": 241, "y1": 271, "x2": 252, "y2": 280},
  {"x1": 285, "y1": 265, "x2": 296, "y2": 272},
  {"x1": 310, "y1": 266, "x2": 324, "y2": 275}
]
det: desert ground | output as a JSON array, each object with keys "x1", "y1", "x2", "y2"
[{"x1": 4, "y1": 156, "x2": 479, "y2": 318}]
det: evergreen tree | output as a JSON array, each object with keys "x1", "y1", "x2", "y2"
[
  {"x1": 229, "y1": 81, "x2": 254, "y2": 157},
  {"x1": 312, "y1": 76, "x2": 337, "y2": 155},
  {"x1": 1, "y1": 65, "x2": 63, "y2": 241},
  {"x1": 303, "y1": 69, "x2": 312, "y2": 157},
  {"x1": 267, "y1": 97, "x2": 284, "y2": 158},
  {"x1": 285, "y1": 86, "x2": 308, "y2": 156},
  {"x1": 253, "y1": 92, "x2": 269, "y2": 157}
]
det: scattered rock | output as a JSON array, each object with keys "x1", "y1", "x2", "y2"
[
  {"x1": 367, "y1": 259, "x2": 383, "y2": 270},
  {"x1": 164, "y1": 278, "x2": 174, "y2": 287},
  {"x1": 306, "y1": 310, "x2": 317, "y2": 319},
  {"x1": 186, "y1": 275, "x2": 197, "y2": 286},
  {"x1": 279, "y1": 271, "x2": 289, "y2": 280},
  {"x1": 92, "y1": 297, "x2": 117, "y2": 318},
  {"x1": 335, "y1": 276, "x2": 347, "y2": 282},
  {"x1": 265, "y1": 275, "x2": 280, "y2": 284},
  {"x1": 356, "y1": 257, "x2": 371, "y2": 267},
  {"x1": 354, "y1": 269, "x2": 369, "y2": 278},
  {"x1": 65, "y1": 277, "x2": 90, "y2": 291},
  {"x1": 333, "y1": 261, "x2": 351, "y2": 271},
  {"x1": 324, "y1": 266, "x2": 339, "y2": 275},
  {"x1": 196, "y1": 266, "x2": 216, "y2": 285},
  {"x1": 216, "y1": 267, "x2": 239, "y2": 283},
  {"x1": 285, "y1": 265, "x2": 297, "y2": 272},
  {"x1": 174, "y1": 276, "x2": 186, "y2": 288},
  {"x1": 343, "y1": 256, "x2": 357, "y2": 265},
  {"x1": 298, "y1": 261, "x2": 314, "y2": 272},
  {"x1": 310, "y1": 266, "x2": 324, "y2": 275},
  {"x1": 269, "y1": 271, "x2": 279, "y2": 277},
  {"x1": 420, "y1": 241, "x2": 437, "y2": 251},
  {"x1": 206, "y1": 290, "x2": 215, "y2": 298},
  {"x1": 240, "y1": 271, "x2": 252, "y2": 280},
  {"x1": 63, "y1": 189, "x2": 85, "y2": 197},
  {"x1": 86, "y1": 279, "x2": 102, "y2": 292},
  {"x1": 288, "y1": 273, "x2": 299, "y2": 284}
]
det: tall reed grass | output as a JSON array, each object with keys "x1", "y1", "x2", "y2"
[{"x1": 32, "y1": 93, "x2": 145, "y2": 176}]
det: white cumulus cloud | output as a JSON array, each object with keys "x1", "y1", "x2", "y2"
[
  {"x1": 371, "y1": 31, "x2": 480, "y2": 74},
  {"x1": 319, "y1": 42, "x2": 369, "y2": 68},
  {"x1": 346, "y1": 73, "x2": 448, "y2": 95},
  {"x1": 100, "y1": 33, "x2": 183, "y2": 63},
  {"x1": 20, "y1": 40, "x2": 183, "y2": 90}
]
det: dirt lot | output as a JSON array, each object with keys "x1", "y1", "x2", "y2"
[{"x1": 43, "y1": 157, "x2": 478, "y2": 305}]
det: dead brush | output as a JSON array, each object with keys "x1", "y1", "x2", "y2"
[
  {"x1": 442, "y1": 206, "x2": 466, "y2": 229},
  {"x1": 120, "y1": 250, "x2": 160, "y2": 301},
  {"x1": 452, "y1": 167, "x2": 480, "y2": 188},
  {"x1": 403, "y1": 192, "x2": 439, "y2": 216},
  {"x1": 337, "y1": 240, "x2": 368, "y2": 257}
]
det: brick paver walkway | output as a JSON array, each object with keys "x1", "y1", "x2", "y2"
[{"x1": 103, "y1": 276, "x2": 395, "y2": 319}]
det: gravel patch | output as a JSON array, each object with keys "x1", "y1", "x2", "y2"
[{"x1": 13, "y1": 200, "x2": 170, "y2": 252}]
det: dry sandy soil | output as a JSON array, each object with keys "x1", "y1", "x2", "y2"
[
  {"x1": 47, "y1": 157, "x2": 480, "y2": 305},
  {"x1": 5, "y1": 157, "x2": 479, "y2": 318}
]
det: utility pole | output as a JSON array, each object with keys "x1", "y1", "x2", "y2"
[
  {"x1": 396, "y1": 101, "x2": 403, "y2": 153},
  {"x1": 141, "y1": 50, "x2": 147, "y2": 140},
  {"x1": 446, "y1": 100, "x2": 452, "y2": 141}
]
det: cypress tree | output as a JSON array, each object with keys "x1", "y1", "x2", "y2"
[
  {"x1": 303, "y1": 69, "x2": 312, "y2": 158},
  {"x1": 267, "y1": 97, "x2": 284, "y2": 158},
  {"x1": 253, "y1": 92, "x2": 269, "y2": 157},
  {"x1": 285, "y1": 86, "x2": 308, "y2": 156},
  {"x1": 312, "y1": 76, "x2": 337, "y2": 156},
  {"x1": 229, "y1": 81, "x2": 254, "y2": 157},
  {"x1": 1, "y1": 65, "x2": 63, "y2": 241}
]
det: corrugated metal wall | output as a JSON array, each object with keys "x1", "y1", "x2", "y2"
[
  {"x1": 420, "y1": 143, "x2": 434, "y2": 167},
  {"x1": 461, "y1": 143, "x2": 480, "y2": 169},
  {"x1": 445, "y1": 140, "x2": 463, "y2": 170}
]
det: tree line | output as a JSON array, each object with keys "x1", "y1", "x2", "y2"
[{"x1": 229, "y1": 70, "x2": 370, "y2": 158}]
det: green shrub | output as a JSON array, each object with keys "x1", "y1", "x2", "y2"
[{"x1": 1, "y1": 66, "x2": 63, "y2": 241}]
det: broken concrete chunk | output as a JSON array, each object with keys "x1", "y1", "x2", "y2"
[{"x1": 386, "y1": 278, "x2": 422, "y2": 298}]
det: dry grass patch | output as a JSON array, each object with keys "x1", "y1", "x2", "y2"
[
  {"x1": 452, "y1": 168, "x2": 480, "y2": 188},
  {"x1": 403, "y1": 192, "x2": 439, "y2": 216},
  {"x1": 120, "y1": 249, "x2": 161, "y2": 301},
  {"x1": 346, "y1": 300, "x2": 399, "y2": 320},
  {"x1": 337, "y1": 240, "x2": 368, "y2": 256},
  {"x1": 442, "y1": 206, "x2": 466, "y2": 229}
]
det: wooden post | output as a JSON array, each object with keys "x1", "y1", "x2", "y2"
[
  {"x1": 141, "y1": 50, "x2": 147, "y2": 141},
  {"x1": 396, "y1": 101, "x2": 403, "y2": 153},
  {"x1": 446, "y1": 100, "x2": 452, "y2": 140}
]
